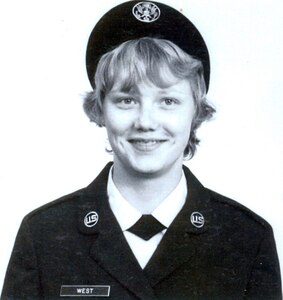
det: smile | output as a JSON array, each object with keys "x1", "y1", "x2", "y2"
[{"x1": 128, "y1": 139, "x2": 167, "y2": 151}]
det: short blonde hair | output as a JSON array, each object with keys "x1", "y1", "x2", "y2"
[{"x1": 84, "y1": 37, "x2": 215, "y2": 158}]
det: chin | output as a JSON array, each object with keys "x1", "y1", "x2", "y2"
[
  {"x1": 129, "y1": 159, "x2": 174, "y2": 177},
  {"x1": 125, "y1": 158, "x2": 160, "y2": 174}
]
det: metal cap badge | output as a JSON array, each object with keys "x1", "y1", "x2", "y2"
[{"x1": 132, "y1": 2, "x2": 161, "y2": 23}]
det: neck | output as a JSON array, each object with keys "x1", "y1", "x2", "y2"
[{"x1": 112, "y1": 159, "x2": 183, "y2": 214}]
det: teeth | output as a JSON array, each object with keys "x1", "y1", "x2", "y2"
[
  {"x1": 128, "y1": 139, "x2": 165, "y2": 151},
  {"x1": 131, "y1": 139, "x2": 162, "y2": 145},
  {"x1": 135, "y1": 140, "x2": 157, "y2": 144}
]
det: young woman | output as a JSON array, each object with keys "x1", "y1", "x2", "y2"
[{"x1": 2, "y1": 1, "x2": 281, "y2": 299}]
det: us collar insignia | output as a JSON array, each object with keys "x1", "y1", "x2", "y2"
[
  {"x1": 84, "y1": 211, "x2": 99, "y2": 228},
  {"x1": 190, "y1": 211, "x2": 205, "y2": 228}
]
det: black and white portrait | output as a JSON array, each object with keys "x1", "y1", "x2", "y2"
[{"x1": 0, "y1": 0, "x2": 282, "y2": 298}]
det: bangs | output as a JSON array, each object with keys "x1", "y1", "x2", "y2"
[{"x1": 95, "y1": 38, "x2": 203, "y2": 94}]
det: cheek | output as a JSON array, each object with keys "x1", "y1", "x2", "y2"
[
  {"x1": 166, "y1": 112, "x2": 193, "y2": 136},
  {"x1": 103, "y1": 106, "x2": 121, "y2": 128},
  {"x1": 164, "y1": 114, "x2": 193, "y2": 151},
  {"x1": 105, "y1": 121, "x2": 124, "y2": 141},
  {"x1": 104, "y1": 111, "x2": 133, "y2": 139}
]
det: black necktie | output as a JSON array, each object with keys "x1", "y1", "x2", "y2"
[{"x1": 127, "y1": 215, "x2": 166, "y2": 241}]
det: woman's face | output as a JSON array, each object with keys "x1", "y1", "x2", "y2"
[{"x1": 102, "y1": 78, "x2": 195, "y2": 177}]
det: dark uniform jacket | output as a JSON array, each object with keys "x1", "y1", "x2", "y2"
[{"x1": 2, "y1": 163, "x2": 282, "y2": 299}]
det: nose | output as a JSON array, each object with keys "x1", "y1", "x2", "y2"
[{"x1": 134, "y1": 103, "x2": 158, "y2": 131}]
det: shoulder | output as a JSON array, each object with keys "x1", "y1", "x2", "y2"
[
  {"x1": 206, "y1": 188, "x2": 272, "y2": 233},
  {"x1": 20, "y1": 188, "x2": 86, "y2": 233},
  {"x1": 183, "y1": 165, "x2": 272, "y2": 232},
  {"x1": 21, "y1": 162, "x2": 112, "y2": 229}
]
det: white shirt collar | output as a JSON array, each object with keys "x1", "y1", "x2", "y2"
[{"x1": 107, "y1": 166, "x2": 187, "y2": 231}]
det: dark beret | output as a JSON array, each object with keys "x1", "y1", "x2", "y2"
[{"x1": 86, "y1": 0, "x2": 210, "y2": 91}]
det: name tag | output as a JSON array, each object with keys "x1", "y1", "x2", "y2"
[{"x1": 60, "y1": 285, "x2": 110, "y2": 297}]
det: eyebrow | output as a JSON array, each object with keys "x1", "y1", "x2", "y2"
[
  {"x1": 107, "y1": 90, "x2": 139, "y2": 99},
  {"x1": 109, "y1": 84, "x2": 140, "y2": 96}
]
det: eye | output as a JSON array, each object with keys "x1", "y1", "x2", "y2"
[
  {"x1": 120, "y1": 98, "x2": 136, "y2": 104},
  {"x1": 161, "y1": 98, "x2": 179, "y2": 107},
  {"x1": 115, "y1": 97, "x2": 137, "y2": 109}
]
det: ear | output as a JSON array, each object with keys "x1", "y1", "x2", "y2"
[
  {"x1": 98, "y1": 106, "x2": 105, "y2": 127},
  {"x1": 99, "y1": 116, "x2": 105, "y2": 127}
]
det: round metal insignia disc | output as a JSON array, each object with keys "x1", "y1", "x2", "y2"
[
  {"x1": 132, "y1": 2, "x2": 161, "y2": 23},
  {"x1": 190, "y1": 212, "x2": 205, "y2": 228},
  {"x1": 84, "y1": 211, "x2": 99, "y2": 227}
]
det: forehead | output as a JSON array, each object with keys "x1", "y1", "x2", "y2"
[
  {"x1": 108, "y1": 67, "x2": 191, "y2": 94},
  {"x1": 109, "y1": 78, "x2": 193, "y2": 97}
]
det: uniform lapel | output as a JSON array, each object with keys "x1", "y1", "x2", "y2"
[
  {"x1": 143, "y1": 166, "x2": 214, "y2": 287},
  {"x1": 77, "y1": 163, "x2": 157, "y2": 300},
  {"x1": 89, "y1": 206, "x2": 157, "y2": 300}
]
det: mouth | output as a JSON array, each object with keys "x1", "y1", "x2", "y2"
[{"x1": 128, "y1": 139, "x2": 167, "y2": 152}]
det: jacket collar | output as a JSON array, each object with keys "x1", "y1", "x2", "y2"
[
  {"x1": 76, "y1": 162, "x2": 157, "y2": 299},
  {"x1": 182, "y1": 165, "x2": 213, "y2": 234},
  {"x1": 77, "y1": 163, "x2": 212, "y2": 235},
  {"x1": 143, "y1": 165, "x2": 214, "y2": 286},
  {"x1": 76, "y1": 162, "x2": 214, "y2": 295},
  {"x1": 77, "y1": 163, "x2": 111, "y2": 235}
]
